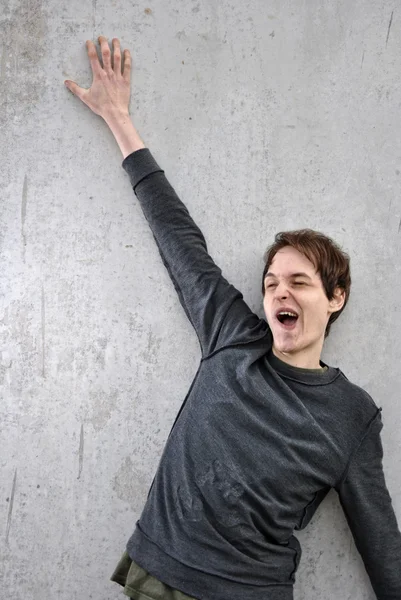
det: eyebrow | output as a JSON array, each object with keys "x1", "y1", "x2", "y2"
[{"x1": 264, "y1": 272, "x2": 312, "y2": 280}]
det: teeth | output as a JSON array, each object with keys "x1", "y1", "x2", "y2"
[{"x1": 278, "y1": 311, "x2": 298, "y2": 317}]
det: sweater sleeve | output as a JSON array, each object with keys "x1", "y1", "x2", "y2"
[
  {"x1": 335, "y1": 410, "x2": 401, "y2": 599},
  {"x1": 122, "y1": 148, "x2": 268, "y2": 358}
]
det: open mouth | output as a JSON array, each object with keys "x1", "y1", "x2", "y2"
[{"x1": 276, "y1": 312, "x2": 299, "y2": 330}]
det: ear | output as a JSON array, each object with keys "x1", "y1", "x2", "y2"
[{"x1": 329, "y1": 287, "x2": 346, "y2": 314}]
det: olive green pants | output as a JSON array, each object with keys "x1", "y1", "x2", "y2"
[{"x1": 110, "y1": 550, "x2": 198, "y2": 600}]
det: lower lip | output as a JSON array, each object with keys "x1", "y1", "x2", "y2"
[{"x1": 276, "y1": 318, "x2": 298, "y2": 331}]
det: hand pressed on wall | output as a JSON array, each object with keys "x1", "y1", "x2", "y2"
[{"x1": 64, "y1": 36, "x2": 131, "y2": 122}]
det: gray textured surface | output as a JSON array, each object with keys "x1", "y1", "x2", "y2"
[{"x1": 1, "y1": 1, "x2": 400, "y2": 599}]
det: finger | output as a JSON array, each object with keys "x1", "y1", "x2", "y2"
[
  {"x1": 98, "y1": 35, "x2": 112, "y2": 72},
  {"x1": 64, "y1": 80, "x2": 87, "y2": 101},
  {"x1": 122, "y1": 49, "x2": 131, "y2": 83},
  {"x1": 86, "y1": 40, "x2": 102, "y2": 76},
  {"x1": 112, "y1": 38, "x2": 122, "y2": 75}
]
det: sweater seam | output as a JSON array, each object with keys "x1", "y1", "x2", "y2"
[
  {"x1": 164, "y1": 360, "x2": 203, "y2": 441},
  {"x1": 201, "y1": 330, "x2": 271, "y2": 362},
  {"x1": 132, "y1": 169, "x2": 165, "y2": 192},
  {"x1": 335, "y1": 406, "x2": 383, "y2": 488},
  {"x1": 275, "y1": 371, "x2": 342, "y2": 386}
]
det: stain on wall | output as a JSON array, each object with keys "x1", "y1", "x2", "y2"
[{"x1": 0, "y1": 0, "x2": 48, "y2": 127}]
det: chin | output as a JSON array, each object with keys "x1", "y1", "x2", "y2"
[{"x1": 272, "y1": 337, "x2": 299, "y2": 353}]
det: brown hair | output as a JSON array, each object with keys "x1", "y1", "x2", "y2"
[{"x1": 261, "y1": 228, "x2": 351, "y2": 339}]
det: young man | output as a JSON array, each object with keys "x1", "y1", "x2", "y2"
[{"x1": 65, "y1": 37, "x2": 401, "y2": 599}]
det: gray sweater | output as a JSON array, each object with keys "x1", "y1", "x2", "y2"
[{"x1": 122, "y1": 148, "x2": 401, "y2": 600}]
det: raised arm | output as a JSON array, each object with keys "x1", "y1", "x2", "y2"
[
  {"x1": 335, "y1": 410, "x2": 401, "y2": 599},
  {"x1": 64, "y1": 36, "x2": 268, "y2": 357}
]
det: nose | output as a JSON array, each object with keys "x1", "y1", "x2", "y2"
[{"x1": 273, "y1": 281, "x2": 290, "y2": 298}]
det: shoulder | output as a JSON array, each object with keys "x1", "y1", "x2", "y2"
[{"x1": 336, "y1": 370, "x2": 382, "y2": 420}]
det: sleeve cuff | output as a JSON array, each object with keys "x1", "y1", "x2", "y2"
[{"x1": 122, "y1": 147, "x2": 165, "y2": 190}]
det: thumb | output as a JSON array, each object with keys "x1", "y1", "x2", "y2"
[{"x1": 64, "y1": 80, "x2": 86, "y2": 100}]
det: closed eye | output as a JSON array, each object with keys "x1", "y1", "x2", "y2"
[{"x1": 266, "y1": 282, "x2": 306, "y2": 288}]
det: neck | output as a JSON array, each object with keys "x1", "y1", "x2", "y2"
[{"x1": 272, "y1": 345, "x2": 323, "y2": 370}]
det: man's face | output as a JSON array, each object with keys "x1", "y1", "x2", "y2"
[{"x1": 263, "y1": 246, "x2": 343, "y2": 357}]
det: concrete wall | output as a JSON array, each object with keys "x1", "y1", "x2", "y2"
[{"x1": 1, "y1": 1, "x2": 400, "y2": 598}]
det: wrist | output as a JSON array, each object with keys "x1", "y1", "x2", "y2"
[
  {"x1": 103, "y1": 108, "x2": 131, "y2": 128},
  {"x1": 104, "y1": 111, "x2": 146, "y2": 159}
]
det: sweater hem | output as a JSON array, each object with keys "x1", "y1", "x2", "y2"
[{"x1": 126, "y1": 525, "x2": 294, "y2": 600}]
